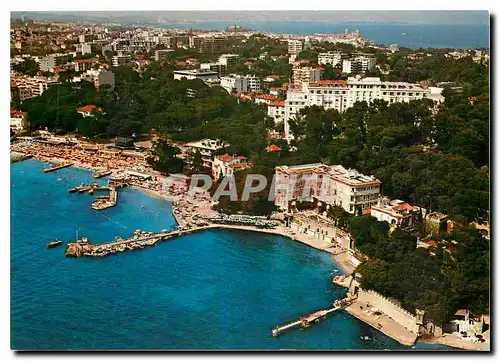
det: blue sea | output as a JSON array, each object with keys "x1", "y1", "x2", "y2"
[
  {"x1": 162, "y1": 22, "x2": 489, "y2": 49},
  {"x1": 11, "y1": 159, "x2": 451, "y2": 350}
]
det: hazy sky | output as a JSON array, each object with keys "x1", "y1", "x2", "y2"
[{"x1": 12, "y1": 10, "x2": 489, "y2": 25}]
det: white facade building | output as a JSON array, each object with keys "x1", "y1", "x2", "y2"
[
  {"x1": 184, "y1": 138, "x2": 228, "y2": 168},
  {"x1": 220, "y1": 74, "x2": 261, "y2": 93},
  {"x1": 287, "y1": 40, "x2": 303, "y2": 55},
  {"x1": 274, "y1": 163, "x2": 382, "y2": 214},
  {"x1": 371, "y1": 198, "x2": 418, "y2": 228},
  {"x1": 292, "y1": 66, "x2": 323, "y2": 84},
  {"x1": 267, "y1": 101, "x2": 286, "y2": 124},
  {"x1": 217, "y1": 54, "x2": 239, "y2": 67},
  {"x1": 318, "y1": 51, "x2": 344, "y2": 67},
  {"x1": 173, "y1": 70, "x2": 219, "y2": 82},
  {"x1": 212, "y1": 154, "x2": 249, "y2": 179},
  {"x1": 282, "y1": 77, "x2": 439, "y2": 142}
]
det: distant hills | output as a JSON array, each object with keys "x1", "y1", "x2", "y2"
[{"x1": 10, "y1": 11, "x2": 489, "y2": 26}]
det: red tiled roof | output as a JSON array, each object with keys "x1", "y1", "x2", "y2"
[
  {"x1": 77, "y1": 105, "x2": 99, "y2": 113},
  {"x1": 217, "y1": 154, "x2": 235, "y2": 162},
  {"x1": 229, "y1": 163, "x2": 249, "y2": 169},
  {"x1": 426, "y1": 240, "x2": 437, "y2": 247},
  {"x1": 309, "y1": 80, "x2": 347, "y2": 87},
  {"x1": 392, "y1": 203, "x2": 415, "y2": 211},
  {"x1": 269, "y1": 101, "x2": 285, "y2": 107},
  {"x1": 255, "y1": 94, "x2": 278, "y2": 100},
  {"x1": 11, "y1": 110, "x2": 26, "y2": 118},
  {"x1": 265, "y1": 144, "x2": 281, "y2": 152}
]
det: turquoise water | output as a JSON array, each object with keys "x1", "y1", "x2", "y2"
[
  {"x1": 11, "y1": 159, "x2": 450, "y2": 350},
  {"x1": 162, "y1": 22, "x2": 489, "y2": 49}
]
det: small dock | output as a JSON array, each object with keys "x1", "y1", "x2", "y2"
[
  {"x1": 43, "y1": 163, "x2": 73, "y2": 173},
  {"x1": 271, "y1": 298, "x2": 353, "y2": 337},
  {"x1": 11, "y1": 154, "x2": 33, "y2": 163},
  {"x1": 93, "y1": 170, "x2": 112, "y2": 179}
]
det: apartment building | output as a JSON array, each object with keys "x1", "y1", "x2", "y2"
[
  {"x1": 217, "y1": 54, "x2": 239, "y2": 67},
  {"x1": 200, "y1": 62, "x2": 228, "y2": 76},
  {"x1": 154, "y1": 49, "x2": 174, "y2": 62},
  {"x1": 190, "y1": 35, "x2": 228, "y2": 53},
  {"x1": 292, "y1": 66, "x2": 323, "y2": 84},
  {"x1": 76, "y1": 43, "x2": 95, "y2": 55},
  {"x1": 287, "y1": 40, "x2": 303, "y2": 55},
  {"x1": 220, "y1": 74, "x2": 260, "y2": 94},
  {"x1": 274, "y1": 163, "x2": 382, "y2": 214},
  {"x1": 318, "y1": 51, "x2": 345, "y2": 67},
  {"x1": 370, "y1": 198, "x2": 419, "y2": 228},
  {"x1": 79, "y1": 34, "x2": 93, "y2": 43},
  {"x1": 342, "y1": 55, "x2": 375, "y2": 74},
  {"x1": 282, "y1": 77, "x2": 439, "y2": 141},
  {"x1": 184, "y1": 138, "x2": 228, "y2": 168},
  {"x1": 74, "y1": 59, "x2": 93, "y2": 72},
  {"x1": 13, "y1": 75, "x2": 59, "y2": 99},
  {"x1": 267, "y1": 101, "x2": 286, "y2": 124},
  {"x1": 81, "y1": 68, "x2": 115, "y2": 89},
  {"x1": 40, "y1": 53, "x2": 69, "y2": 72},
  {"x1": 173, "y1": 69, "x2": 219, "y2": 82},
  {"x1": 112, "y1": 54, "x2": 132, "y2": 67}
]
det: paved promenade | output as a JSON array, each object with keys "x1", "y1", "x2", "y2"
[{"x1": 344, "y1": 301, "x2": 418, "y2": 346}]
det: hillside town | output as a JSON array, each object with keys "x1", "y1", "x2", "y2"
[{"x1": 10, "y1": 14, "x2": 490, "y2": 351}]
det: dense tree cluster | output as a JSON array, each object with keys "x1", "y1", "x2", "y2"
[{"x1": 353, "y1": 216, "x2": 489, "y2": 326}]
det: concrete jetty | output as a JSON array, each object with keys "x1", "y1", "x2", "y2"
[
  {"x1": 43, "y1": 163, "x2": 73, "y2": 173},
  {"x1": 65, "y1": 226, "x2": 217, "y2": 257},
  {"x1": 272, "y1": 297, "x2": 352, "y2": 337},
  {"x1": 11, "y1": 154, "x2": 33, "y2": 163}
]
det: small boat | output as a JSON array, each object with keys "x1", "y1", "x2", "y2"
[{"x1": 46, "y1": 240, "x2": 63, "y2": 248}]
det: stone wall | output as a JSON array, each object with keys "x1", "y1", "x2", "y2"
[{"x1": 357, "y1": 289, "x2": 420, "y2": 334}]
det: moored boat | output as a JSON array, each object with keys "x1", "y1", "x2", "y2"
[{"x1": 46, "y1": 240, "x2": 63, "y2": 248}]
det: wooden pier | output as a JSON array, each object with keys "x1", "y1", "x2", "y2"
[
  {"x1": 271, "y1": 298, "x2": 353, "y2": 337},
  {"x1": 43, "y1": 163, "x2": 73, "y2": 173}
]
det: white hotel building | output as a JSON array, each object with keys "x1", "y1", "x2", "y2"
[
  {"x1": 274, "y1": 163, "x2": 382, "y2": 214},
  {"x1": 283, "y1": 76, "x2": 444, "y2": 141}
]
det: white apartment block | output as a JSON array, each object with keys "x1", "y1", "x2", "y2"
[
  {"x1": 287, "y1": 40, "x2": 303, "y2": 55},
  {"x1": 200, "y1": 62, "x2": 227, "y2": 76},
  {"x1": 173, "y1": 70, "x2": 219, "y2": 82},
  {"x1": 267, "y1": 101, "x2": 286, "y2": 124},
  {"x1": 318, "y1": 51, "x2": 344, "y2": 67},
  {"x1": 184, "y1": 138, "x2": 228, "y2": 168},
  {"x1": 342, "y1": 55, "x2": 375, "y2": 74},
  {"x1": 217, "y1": 54, "x2": 239, "y2": 67},
  {"x1": 220, "y1": 74, "x2": 246, "y2": 93},
  {"x1": 292, "y1": 66, "x2": 323, "y2": 84},
  {"x1": 220, "y1": 74, "x2": 260, "y2": 93},
  {"x1": 282, "y1": 77, "x2": 441, "y2": 141},
  {"x1": 245, "y1": 75, "x2": 260, "y2": 92},
  {"x1": 274, "y1": 163, "x2": 382, "y2": 214},
  {"x1": 40, "y1": 53, "x2": 69, "y2": 72}
]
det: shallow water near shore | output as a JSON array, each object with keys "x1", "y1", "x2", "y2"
[{"x1": 11, "y1": 159, "x2": 451, "y2": 350}]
